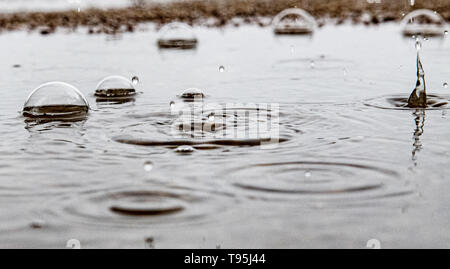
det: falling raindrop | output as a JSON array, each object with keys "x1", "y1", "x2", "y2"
[
  {"x1": 132, "y1": 76, "x2": 139, "y2": 85},
  {"x1": 444, "y1": 83, "x2": 448, "y2": 88},
  {"x1": 310, "y1": 60, "x2": 315, "y2": 69},
  {"x1": 410, "y1": 0, "x2": 415, "y2": 6},
  {"x1": 143, "y1": 161, "x2": 153, "y2": 172},
  {"x1": 219, "y1": 66, "x2": 225, "y2": 72},
  {"x1": 445, "y1": 30, "x2": 449, "y2": 35},
  {"x1": 207, "y1": 112, "x2": 215, "y2": 122},
  {"x1": 415, "y1": 40, "x2": 422, "y2": 51}
]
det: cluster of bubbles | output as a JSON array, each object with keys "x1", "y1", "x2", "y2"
[
  {"x1": 22, "y1": 8, "x2": 450, "y2": 120},
  {"x1": 22, "y1": 75, "x2": 140, "y2": 119}
]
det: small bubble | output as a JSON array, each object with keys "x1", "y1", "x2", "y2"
[
  {"x1": 143, "y1": 161, "x2": 153, "y2": 172},
  {"x1": 219, "y1": 66, "x2": 225, "y2": 72},
  {"x1": 445, "y1": 30, "x2": 449, "y2": 35},
  {"x1": 131, "y1": 76, "x2": 139, "y2": 85},
  {"x1": 444, "y1": 82, "x2": 448, "y2": 88},
  {"x1": 304, "y1": 171, "x2": 311, "y2": 178},
  {"x1": 175, "y1": 145, "x2": 195, "y2": 154},
  {"x1": 30, "y1": 219, "x2": 46, "y2": 229},
  {"x1": 310, "y1": 60, "x2": 315, "y2": 69}
]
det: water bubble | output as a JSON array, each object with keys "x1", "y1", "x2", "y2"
[
  {"x1": 401, "y1": 9, "x2": 446, "y2": 37},
  {"x1": 143, "y1": 161, "x2": 153, "y2": 172},
  {"x1": 95, "y1": 75, "x2": 136, "y2": 98},
  {"x1": 131, "y1": 76, "x2": 139, "y2": 85},
  {"x1": 157, "y1": 22, "x2": 198, "y2": 49},
  {"x1": 272, "y1": 8, "x2": 317, "y2": 35},
  {"x1": 310, "y1": 60, "x2": 315, "y2": 69},
  {"x1": 445, "y1": 30, "x2": 449, "y2": 35},
  {"x1": 170, "y1": 101, "x2": 175, "y2": 108},
  {"x1": 444, "y1": 83, "x2": 448, "y2": 88},
  {"x1": 219, "y1": 66, "x2": 225, "y2": 72},
  {"x1": 29, "y1": 219, "x2": 46, "y2": 229},
  {"x1": 174, "y1": 145, "x2": 195, "y2": 154},
  {"x1": 207, "y1": 112, "x2": 215, "y2": 122},
  {"x1": 179, "y1": 88, "x2": 205, "y2": 100},
  {"x1": 23, "y1": 82, "x2": 89, "y2": 118},
  {"x1": 304, "y1": 171, "x2": 311, "y2": 178}
]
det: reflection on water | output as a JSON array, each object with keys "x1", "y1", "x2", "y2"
[
  {"x1": 412, "y1": 109, "x2": 425, "y2": 165},
  {"x1": 2, "y1": 24, "x2": 450, "y2": 248}
]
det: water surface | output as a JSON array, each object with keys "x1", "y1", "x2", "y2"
[{"x1": 1, "y1": 23, "x2": 450, "y2": 248}]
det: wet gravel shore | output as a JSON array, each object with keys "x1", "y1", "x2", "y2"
[{"x1": 0, "y1": 0, "x2": 449, "y2": 34}]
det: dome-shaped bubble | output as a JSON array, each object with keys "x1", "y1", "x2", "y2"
[
  {"x1": 23, "y1": 82, "x2": 89, "y2": 118},
  {"x1": 401, "y1": 9, "x2": 447, "y2": 37},
  {"x1": 157, "y1": 22, "x2": 198, "y2": 49},
  {"x1": 179, "y1": 88, "x2": 205, "y2": 101},
  {"x1": 272, "y1": 8, "x2": 317, "y2": 35},
  {"x1": 95, "y1": 75, "x2": 136, "y2": 98}
]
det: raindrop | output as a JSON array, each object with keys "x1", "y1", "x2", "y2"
[
  {"x1": 207, "y1": 112, "x2": 215, "y2": 122},
  {"x1": 415, "y1": 40, "x2": 422, "y2": 51},
  {"x1": 445, "y1": 30, "x2": 449, "y2": 35},
  {"x1": 131, "y1": 76, "x2": 139, "y2": 85},
  {"x1": 410, "y1": 0, "x2": 415, "y2": 6},
  {"x1": 95, "y1": 75, "x2": 136, "y2": 98},
  {"x1": 310, "y1": 60, "x2": 315, "y2": 69},
  {"x1": 219, "y1": 66, "x2": 225, "y2": 72},
  {"x1": 23, "y1": 82, "x2": 89, "y2": 118},
  {"x1": 304, "y1": 171, "x2": 311, "y2": 178},
  {"x1": 174, "y1": 145, "x2": 195, "y2": 154},
  {"x1": 444, "y1": 83, "x2": 448, "y2": 88},
  {"x1": 170, "y1": 100, "x2": 175, "y2": 108},
  {"x1": 143, "y1": 161, "x2": 153, "y2": 172}
]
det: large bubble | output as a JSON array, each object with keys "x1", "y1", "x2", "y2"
[
  {"x1": 23, "y1": 82, "x2": 89, "y2": 118},
  {"x1": 157, "y1": 22, "x2": 198, "y2": 49},
  {"x1": 272, "y1": 8, "x2": 317, "y2": 35},
  {"x1": 95, "y1": 75, "x2": 137, "y2": 98},
  {"x1": 401, "y1": 9, "x2": 447, "y2": 37}
]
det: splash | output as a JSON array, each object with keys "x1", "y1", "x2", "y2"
[{"x1": 407, "y1": 52, "x2": 427, "y2": 108}]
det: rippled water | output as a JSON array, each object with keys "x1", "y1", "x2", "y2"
[{"x1": 1, "y1": 23, "x2": 450, "y2": 248}]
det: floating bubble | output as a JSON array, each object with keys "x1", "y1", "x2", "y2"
[
  {"x1": 179, "y1": 88, "x2": 205, "y2": 100},
  {"x1": 174, "y1": 145, "x2": 195, "y2": 154},
  {"x1": 272, "y1": 8, "x2": 317, "y2": 35},
  {"x1": 157, "y1": 22, "x2": 198, "y2": 49},
  {"x1": 219, "y1": 66, "x2": 225, "y2": 72},
  {"x1": 444, "y1": 83, "x2": 449, "y2": 88},
  {"x1": 23, "y1": 82, "x2": 89, "y2": 118},
  {"x1": 95, "y1": 75, "x2": 137, "y2": 98},
  {"x1": 401, "y1": 9, "x2": 447, "y2": 37}
]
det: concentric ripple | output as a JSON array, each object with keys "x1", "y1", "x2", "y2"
[
  {"x1": 364, "y1": 94, "x2": 450, "y2": 110},
  {"x1": 44, "y1": 186, "x2": 232, "y2": 228},
  {"x1": 228, "y1": 161, "x2": 414, "y2": 203}
]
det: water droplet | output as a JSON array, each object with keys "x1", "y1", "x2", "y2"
[
  {"x1": 174, "y1": 145, "x2": 195, "y2": 154},
  {"x1": 143, "y1": 161, "x2": 153, "y2": 172},
  {"x1": 310, "y1": 60, "x2": 315, "y2": 69},
  {"x1": 444, "y1": 82, "x2": 448, "y2": 88},
  {"x1": 445, "y1": 30, "x2": 449, "y2": 35},
  {"x1": 170, "y1": 101, "x2": 175, "y2": 108},
  {"x1": 415, "y1": 40, "x2": 422, "y2": 51},
  {"x1": 304, "y1": 171, "x2": 311, "y2": 178},
  {"x1": 132, "y1": 76, "x2": 139, "y2": 85},
  {"x1": 219, "y1": 66, "x2": 225, "y2": 72},
  {"x1": 410, "y1": 0, "x2": 415, "y2": 6},
  {"x1": 207, "y1": 113, "x2": 215, "y2": 122}
]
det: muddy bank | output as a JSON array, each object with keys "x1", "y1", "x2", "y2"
[{"x1": 0, "y1": 0, "x2": 449, "y2": 34}]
